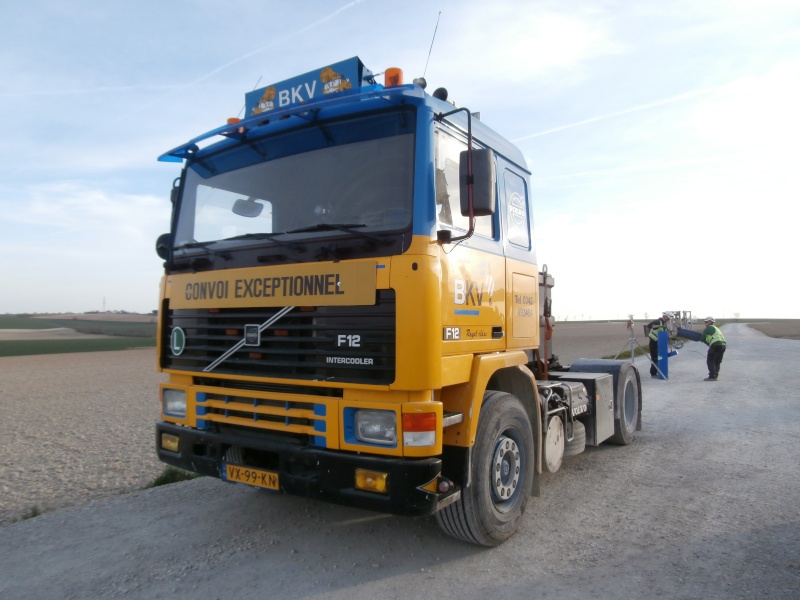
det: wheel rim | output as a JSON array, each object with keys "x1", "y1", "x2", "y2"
[
  {"x1": 544, "y1": 416, "x2": 564, "y2": 473},
  {"x1": 622, "y1": 378, "x2": 636, "y2": 426},
  {"x1": 491, "y1": 434, "x2": 522, "y2": 511}
]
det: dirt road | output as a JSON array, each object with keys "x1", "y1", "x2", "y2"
[{"x1": 1, "y1": 324, "x2": 798, "y2": 599}]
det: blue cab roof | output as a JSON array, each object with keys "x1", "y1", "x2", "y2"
[{"x1": 158, "y1": 57, "x2": 527, "y2": 173}]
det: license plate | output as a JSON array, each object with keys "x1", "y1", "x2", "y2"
[{"x1": 225, "y1": 464, "x2": 279, "y2": 490}]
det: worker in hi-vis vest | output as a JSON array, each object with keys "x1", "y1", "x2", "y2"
[
  {"x1": 701, "y1": 316, "x2": 726, "y2": 381},
  {"x1": 646, "y1": 312, "x2": 673, "y2": 377}
]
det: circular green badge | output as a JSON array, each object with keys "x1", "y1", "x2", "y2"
[{"x1": 170, "y1": 327, "x2": 186, "y2": 356}]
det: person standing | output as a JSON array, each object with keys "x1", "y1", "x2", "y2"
[
  {"x1": 647, "y1": 312, "x2": 673, "y2": 377},
  {"x1": 701, "y1": 316, "x2": 726, "y2": 381}
]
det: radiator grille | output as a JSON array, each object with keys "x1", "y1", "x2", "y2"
[{"x1": 162, "y1": 290, "x2": 396, "y2": 384}]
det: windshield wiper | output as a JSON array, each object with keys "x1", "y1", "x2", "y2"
[
  {"x1": 223, "y1": 232, "x2": 305, "y2": 252},
  {"x1": 285, "y1": 223, "x2": 388, "y2": 244},
  {"x1": 177, "y1": 241, "x2": 232, "y2": 260}
]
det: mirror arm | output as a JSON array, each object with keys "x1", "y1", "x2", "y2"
[{"x1": 435, "y1": 107, "x2": 475, "y2": 244}]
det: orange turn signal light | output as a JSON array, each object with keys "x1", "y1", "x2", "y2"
[{"x1": 402, "y1": 412, "x2": 436, "y2": 431}]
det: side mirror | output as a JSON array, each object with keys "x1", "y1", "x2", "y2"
[
  {"x1": 156, "y1": 233, "x2": 171, "y2": 260},
  {"x1": 460, "y1": 148, "x2": 496, "y2": 217}
]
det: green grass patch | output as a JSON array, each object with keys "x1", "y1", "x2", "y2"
[
  {"x1": 0, "y1": 315, "x2": 155, "y2": 337},
  {"x1": 46, "y1": 319, "x2": 156, "y2": 337},
  {"x1": 2, "y1": 315, "x2": 155, "y2": 335},
  {"x1": 147, "y1": 466, "x2": 201, "y2": 488},
  {"x1": 0, "y1": 315, "x2": 61, "y2": 329},
  {"x1": 0, "y1": 337, "x2": 156, "y2": 357},
  {"x1": 22, "y1": 506, "x2": 41, "y2": 520}
]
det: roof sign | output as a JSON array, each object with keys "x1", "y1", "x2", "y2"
[{"x1": 244, "y1": 57, "x2": 372, "y2": 117}]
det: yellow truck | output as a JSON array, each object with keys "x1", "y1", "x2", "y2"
[{"x1": 154, "y1": 57, "x2": 642, "y2": 546}]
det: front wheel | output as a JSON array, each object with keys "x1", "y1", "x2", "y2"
[{"x1": 436, "y1": 391, "x2": 535, "y2": 546}]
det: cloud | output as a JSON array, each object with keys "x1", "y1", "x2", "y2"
[
  {"x1": 682, "y1": 59, "x2": 800, "y2": 153},
  {"x1": 106, "y1": 0, "x2": 370, "y2": 125},
  {"x1": 513, "y1": 87, "x2": 718, "y2": 142},
  {"x1": 1, "y1": 182, "x2": 169, "y2": 278}
]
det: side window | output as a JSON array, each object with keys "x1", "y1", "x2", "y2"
[
  {"x1": 505, "y1": 171, "x2": 530, "y2": 248},
  {"x1": 435, "y1": 129, "x2": 494, "y2": 238}
]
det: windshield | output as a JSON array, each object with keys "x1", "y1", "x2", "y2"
[{"x1": 174, "y1": 110, "x2": 415, "y2": 248}]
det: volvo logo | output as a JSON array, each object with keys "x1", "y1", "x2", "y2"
[
  {"x1": 244, "y1": 324, "x2": 260, "y2": 346},
  {"x1": 170, "y1": 327, "x2": 186, "y2": 356}
]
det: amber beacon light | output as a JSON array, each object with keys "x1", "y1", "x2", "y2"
[{"x1": 384, "y1": 67, "x2": 403, "y2": 87}]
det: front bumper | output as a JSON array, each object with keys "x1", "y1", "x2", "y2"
[{"x1": 155, "y1": 420, "x2": 457, "y2": 516}]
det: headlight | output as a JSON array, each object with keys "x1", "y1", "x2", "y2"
[
  {"x1": 354, "y1": 410, "x2": 396, "y2": 446},
  {"x1": 162, "y1": 388, "x2": 187, "y2": 418}
]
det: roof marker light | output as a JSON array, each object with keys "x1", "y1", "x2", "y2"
[{"x1": 385, "y1": 68, "x2": 403, "y2": 87}]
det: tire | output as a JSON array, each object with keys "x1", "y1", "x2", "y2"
[
  {"x1": 609, "y1": 363, "x2": 641, "y2": 445},
  {"x1": 563, "y1": 420, "x2": 586, "y2": 457},
  {"x1": 436, "y1": 391, "x2": 535, "y2": 547},
  {"x1": 543, "y1": 415, "x2": 565, "y2": 473}
]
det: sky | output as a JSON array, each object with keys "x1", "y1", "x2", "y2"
[{"x1": 2, "y1": 0, "x2": 799, "y2": 320}]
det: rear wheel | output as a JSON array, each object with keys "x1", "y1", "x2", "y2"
[
  {"x1": 609, "y1": 363, "x2": 640, "y2": 445},
  {"x1": 436, "y1": 391, "x2": 534, "y2": 547}
]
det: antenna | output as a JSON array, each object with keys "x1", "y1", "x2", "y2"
[
  {"x1": 423, "y1": 11, "x2": 442, "y2": 79},
  {"x1": 238, "y1": 76, "x2": 263, "y2": 119}
]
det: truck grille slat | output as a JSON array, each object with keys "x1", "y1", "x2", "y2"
[{"x1": 186, "y1": 378, "x2": 341, "y2": 446}]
